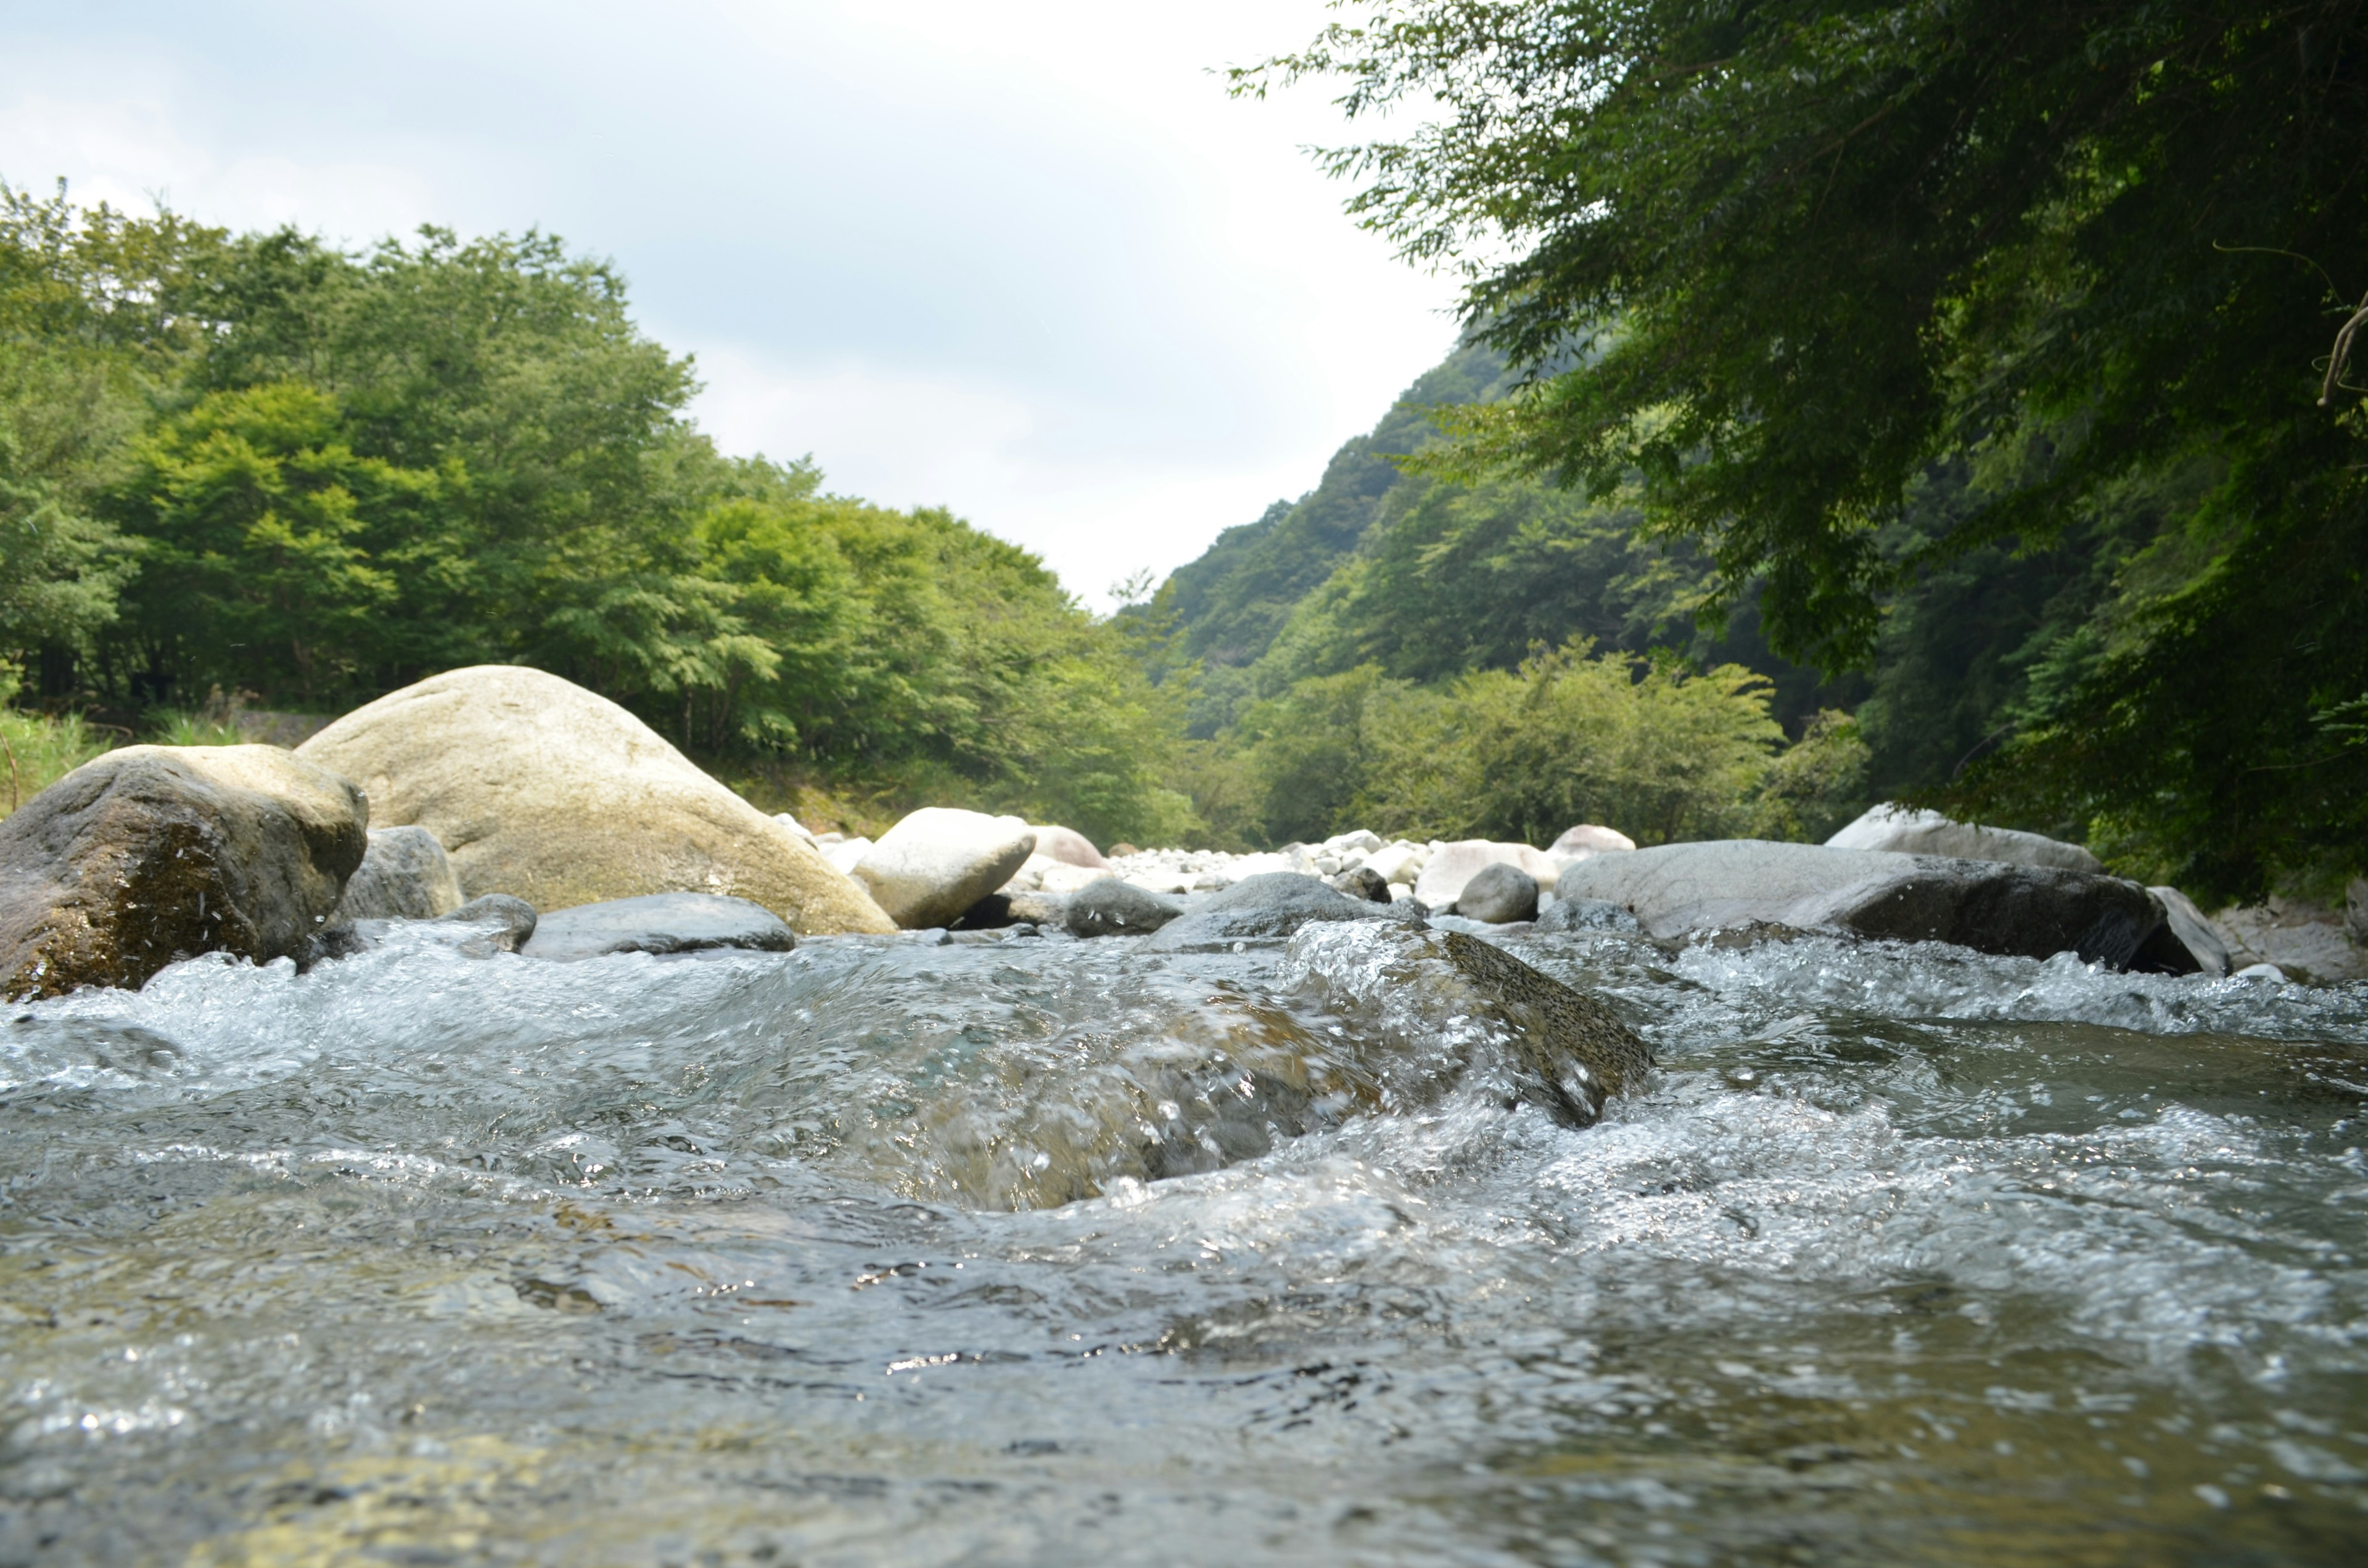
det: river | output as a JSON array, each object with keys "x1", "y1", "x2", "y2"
[{"x1": 2, "y1": 918, "x2": 2364, "y2": 1564}]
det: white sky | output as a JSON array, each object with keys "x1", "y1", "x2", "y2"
[{"x1": 0, "y1": 0, "x2": 1463, "y2": 606}]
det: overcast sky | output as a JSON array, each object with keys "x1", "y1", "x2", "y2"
[{"x1": 0, "y1": 0, "x2": 1463, "y2": 605}]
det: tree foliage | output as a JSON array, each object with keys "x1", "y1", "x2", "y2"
[
  {"x1": 1247, "y1": 1, "x2": 2368, "y2": 897},
  {"x1": 0, "y1": 181, "x2": 1189, "y2": 845}
]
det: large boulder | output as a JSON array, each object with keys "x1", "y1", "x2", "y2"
[
  {"x1": 1825, "y1": 804, "x2": 2105, "y2": 874},
  {"x1": 1064, "y1": 877, "x2": 1185, "y2": 938},
  {"x1": 1554, "y1": 839, "x2": 2185, "y2": 969},
  {"x1": 0, "y1": 745, "x2": 369, "y2": 999},
  {"x1": 1027, "y1": 824, "x2": 1107, "y2": 869},
  {"x1": 2148, "y1": 885, "x2": 2232, "y2": 978},
  {"x1": 522, "y1": 893, "x2": 796, "y2": 961},
  {"x1": 1549, "y1": 824, "x2": 1637, "y2": 860},
  {"x1": 1455, "y1": 862, "x2": 1540, "y2": 924},
  {"x1": 335, "y1": 826, "x2": 464, "y2": 921},
  {"x1": 297, "y1": 666, "x2": 892, "y2": 934},
  {"x1": 1285, "y1": 922, "x2": 1654, "y2": 1128},
  {"x1": 852, "y1": 809, "x2": 1035, "y2": 930},
  {"x1": 1145, "y1": 872, "x2": 1417, "y2": 952},
  {"x1": 1415, "y1": 840, "x2": 1560, "y2": 908}
]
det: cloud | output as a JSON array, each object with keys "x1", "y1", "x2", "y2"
[{"x1": 0, "y1": 0, "x2": 1463, "y2": 605}]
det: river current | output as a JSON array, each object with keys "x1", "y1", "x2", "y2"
[{"x1": 1, "y1": 917, "x2": 2364, "y2": 1565}]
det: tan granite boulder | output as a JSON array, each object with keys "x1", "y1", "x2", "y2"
[{"x1": 297, "y1": 665, "x2": 893, "y2": 934}]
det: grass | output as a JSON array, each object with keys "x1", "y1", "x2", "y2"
[{"x1": 0, "y1": 708, "x2": 117, "y2": 819}]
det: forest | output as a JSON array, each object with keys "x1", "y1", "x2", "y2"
[{"x1": 2, "y1": 2, "x2": 2362, "y2": 904}]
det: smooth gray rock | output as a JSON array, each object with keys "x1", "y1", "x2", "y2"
[
  {"x1": 1328, "y1": 866, "x2": 1392, "y2": 904},
  {"x1": 0, "y1": 745, "x2": 368, "y2": 999},
  {"x1": 1535, "y1": 897, "x2": 1645, "y2": 935},
  {"x1": 1145, "y1": 872, "x2": 1418, "y2": 951},
  {"x1": 1553, "y1": 839, "x2": 2177, "y2": 969},
  {"x1": 2148, "y1": 885, "x2": 2230, "y2": 977},
  {"x1": 336, "y1": 826, "x2": 463, "y2": 921},
  {"x1": 1065, "y1": 877, "x2": 1185, "y2": 938},
  {"x1": 522, "y1": 893, "x2": 796, "y2": 961},
  {"x1": 853, "y1": 808, "x2": 1035, "y2": 929},
  {"x1": 1826, "y1": 805, "x2": 2105, "y2": 874},
  {"x1": 437, "y1": 893, "x2": 538, "y2": 954},
  {"x1": 1455, "y1": 862, "x2": 1539, "y2": 923}
]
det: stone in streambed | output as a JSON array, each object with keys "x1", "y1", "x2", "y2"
[
  {"x1": 298, "y1": 665, "x2": 892, "y2": 934},
  {"x1": 1286, "y1": 921, "x2": 1653, "y2": 1128},
  {"x1": 335, "y1": 825, "x2": 464, "y2": 921},
  {"x1": 1534, "y1": 897, "x2": 1645, "y2": 935},
  {"x1": 437, "y1": 893, "x2": 539, "y2": 954},
  {"x1": 0, "y1": 745, "x2": 369, "y2": 999},
  {"x1": 1414, "y1": 840, "x2": 1560, "y2": 909},
  {"x1": 1064, "y1": 877, "x2": 1183, "y2": 937},
  {"x1": 522, "y1": 893, "x2": 794, "y2": 961},
  {"x1": 2148, "y1": 885, "x2": 2231, "y2": 978},
  {"x1": 1554, "y1": 839, "x2": 2182, "y2": 969},
  {"x1": 958, "y1": 889, "x2": 1072, "y2": 930},
  {"x1": 1145, "y1": 872, "x2": 1417, "y2": 951},
  {"x1": 1454, "y1": 862, "x2": 1539, "y2": 924},
  {"x1": 853, "y1": 808, "x2": 1035, "y2": 930},
  {"x1": 1328, "y1": 866, "x2": 1392, "y2": 904},
  {"x1": 1825, "y1": 803, "x2": 2104, "y2": 874},
  {"x1": 1027, "y1": 823, "x2": 1107, "y2": 869}
]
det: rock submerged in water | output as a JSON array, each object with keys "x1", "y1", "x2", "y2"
[
  {"x1": 853, "y1": 808, "x2": 1036, "y2": 930},
  {"x1": 1145, "y1": 872, "x2": 1418, "y2": 951},
  {"x1": 1454, "y1": 862, "x2": 1539, "y2": 924},
  {"x1": 297, "y1": 665, "x2": 893, "y2": 935},
  {"x1": 1285, "y1": 921, "x2": 1653, "y2": 1127},
  {"x1": 1554, "y1": 839, "x2": 2197, "y2": 970},
  {"x1": 1064, "y1": 877, "x2": 1183, "y2": 937},
  {"x1": 0, "y1": 745, "x2": 369, "y2": 999},
  {"x1": 522, "y1": 893, "x2": 795, "y2": 961},
  {"x1": 335, "y1": 825, "x2": 464, "y2": 921},
  {"x1": 436, "y1": 893, "x2": 539, "y2": 954}
]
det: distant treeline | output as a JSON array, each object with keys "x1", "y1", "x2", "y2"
[{"x1": 0, "y1": 181, "x2": 1193, "y2": 845}]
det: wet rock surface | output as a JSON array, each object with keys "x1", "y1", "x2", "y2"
[
  {"x1": 1555, "y1": 839, "x2": 2177, "y2": 969},
  {"x1": 0, "y1": 745, "x2": 368, "y2": 999},
  {"x1": 1536, "y1": 895, "x2": 1646, "y2": 935},
  {"x1": 520, "y1": 892, "x2": 796, "y2": 961},
  {"x1": 435, "y1": 893, "x2": 539, "y2": 953},
  {"x1": 1143, "y1": 871, "x2": 1418, "y2": 951},
  {"x1": 1064, "y1": 877, "x2": 1185, "y2": 938},
  {"x1": 335, "y1": 825, "x2": 463, "y2": 921}
]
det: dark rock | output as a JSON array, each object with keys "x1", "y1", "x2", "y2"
[
  {"x1": 1553, "y1": 839, "x2": 2178, "y2": 969},
  {"x1": 1145, "y1": 872, "x2": 1418, "y2": 951},
  {"x1": 1065, "y1": 877, "x2": 1184, "y2": 938},
  {"x1": 335, "y1": 826, "x2": 463, "y2": 920},
  {"x1": 521, "y1": 893, "x2": 796, "y2": 961},
  {"x1": 1535, "y1": 897, "x2": 1645, "y2": 935},
  {"x1": 963, "y1": 889, "x2": 1073, "y2": 930},
  {"x1": 0, "y1": 745, "x2": 369, "y2": 999},
  {"x1": 437, "y1": 893, "x2": 538, "y2": 954},
  {"x1": 1328, "y1": 866, "x2": 1392, "y2": 904},
  {"x1": 1453, "y1": 862, "x2": 1539, "y2": 923},
  {"x1": 1286, "y1": 921, "x2": 1653, "y2": 1127}
]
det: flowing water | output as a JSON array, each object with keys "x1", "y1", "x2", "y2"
[{"x1": 2, "y1": 917, "x2": 2366, "y2": 1566}]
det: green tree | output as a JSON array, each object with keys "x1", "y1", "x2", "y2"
[{"x1": 1249, "y1": 1, "x2": 2368, "y2": 898}]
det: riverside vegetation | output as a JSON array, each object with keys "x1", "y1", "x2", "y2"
[{"x1": 4, "y1": 0, "x2": 2365, "y2": 906}]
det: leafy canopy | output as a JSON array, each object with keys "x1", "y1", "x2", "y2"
[{"x1": 1246, "y1": 2, "x2": 2368, "y2": 895}]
